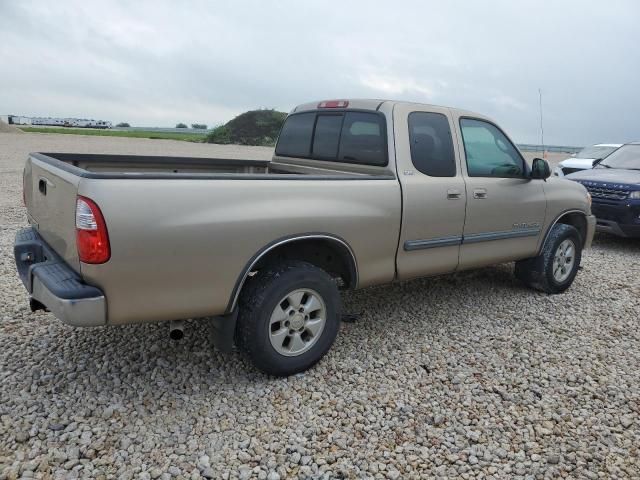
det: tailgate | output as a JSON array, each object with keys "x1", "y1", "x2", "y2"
[{"x1": 25, "y1": 154, "x2": 81, "y2": 273}]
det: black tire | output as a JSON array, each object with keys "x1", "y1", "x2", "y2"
[
  {"x1": 235, "y1": 260, "x2": 341, "y2": 376},
  {"x1": 515, "y1": 224, "x2": 583, "y2": 294}
]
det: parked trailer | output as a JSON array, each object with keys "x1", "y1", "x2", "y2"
[
  {"x1": 8, "y1": 115, "x2": 32, "y2": 125},
  {"x1": 32, "y1": 118, "x2": 65, "y2": 126},
  {"x1": 30, "y1": 117, "x2": 112, "y2": 129}
]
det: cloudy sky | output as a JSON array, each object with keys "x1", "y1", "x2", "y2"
[{"x1": 1, "y1": 0, "x2": 639, "y2": 145}]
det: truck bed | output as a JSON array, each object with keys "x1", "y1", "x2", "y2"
[
  {"x1": 33, "y1": 153, "x2": 390, "y2": 179},
  {"x1": 23, "y1": 151, "x2": 399, "y2": 320}
]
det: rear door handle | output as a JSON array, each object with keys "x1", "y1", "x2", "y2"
[
  {"x1": 447, "y1": 189, "x2": 462, "y2": 200},
  {"x1": 473, "y1": 188, "x2": 487, "y2": 199}
]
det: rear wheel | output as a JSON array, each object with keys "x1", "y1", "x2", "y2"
[
  {"x1": 236, "y1": 261, "x2": 340, "y2": 376},
  {"x1": 515, "y1": 224, "x2": 582, "y2": 294}
]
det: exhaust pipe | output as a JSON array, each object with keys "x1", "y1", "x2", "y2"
[{"x1": 169, "y1": 320, "x2": 185, "y2": 341}]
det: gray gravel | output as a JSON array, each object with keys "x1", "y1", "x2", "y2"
[{"x1": 1, "y1": 132, "x2": 639, "y2": 479}]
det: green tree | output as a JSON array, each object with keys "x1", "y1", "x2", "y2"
[{"x1": 204, "y1": 109, "x2": 287, "y2": 146}]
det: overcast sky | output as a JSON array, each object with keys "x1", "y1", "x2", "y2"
[{"x1": 1, "y1": 0, "x2": 639, "y2": 145}]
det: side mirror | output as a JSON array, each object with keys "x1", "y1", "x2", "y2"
[
  {"x1": 531, "y1": 158, "x2": 551, "y2": 180},
  {"x1": 592, "y1": 158, "x2": 602, "y2": 167}
]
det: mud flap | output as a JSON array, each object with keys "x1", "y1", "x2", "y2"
[{"x1": 208, "y1": 309, "x2": 238, "y2": 353}]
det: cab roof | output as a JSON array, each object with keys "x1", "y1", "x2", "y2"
[{"x1": 291, "y1": 99, "x2": 486, "y2": 119}]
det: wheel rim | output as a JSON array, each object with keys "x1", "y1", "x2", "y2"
[
  {"x1": 269, "y1": 288, "x2": 327, "y2": 357},
  {"x1": 552, "y1": 238, "x2": 576, "y2": 283}
]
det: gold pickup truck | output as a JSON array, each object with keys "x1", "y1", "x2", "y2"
[{"x1": 14, "y1": 99, "x2": 595, "y2": 375}]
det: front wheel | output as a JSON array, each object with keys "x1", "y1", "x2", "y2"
[
  {"x1": 515, "y1": 224, "x2": 583, "y2": 294},
  {"x1": 235, "y1": 260, "x2": 341, "y2": 376}
]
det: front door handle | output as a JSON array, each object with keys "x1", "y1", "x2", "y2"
[
  {"x1": 473, "y1": 188, "x2": 487, "y2": 199},
  {"x1": 447, "y1": 189, "x2": 462, "y2": 200}
]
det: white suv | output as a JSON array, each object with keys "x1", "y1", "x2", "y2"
[{"x1": 554, "y1": 144, "x2": 622, "y2": 177}]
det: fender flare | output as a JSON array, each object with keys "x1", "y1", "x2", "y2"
[
  {"x1": 537, "y1": 209, "x2": 588, "y2": 255},
  {"x1": 225, "y1": 233, "x2": 358, "y2": 313}
]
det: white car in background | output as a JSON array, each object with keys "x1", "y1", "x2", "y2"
[{"x1": 554, "y1": 143, "x2": 622, "y2": 177}]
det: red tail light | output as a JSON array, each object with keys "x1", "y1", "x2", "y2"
[
  {"x1": 318, "y1": 100, "x2": 349, "y2": 109},
  {"x1": 76, "y1": 196, "x2": 110, "y2": 264}
]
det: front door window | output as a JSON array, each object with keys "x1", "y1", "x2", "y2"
[{"x1": 460, "y1": 118, "x2": 525, "y2": 178}]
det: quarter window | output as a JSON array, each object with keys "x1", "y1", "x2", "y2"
[
  {"x1": 460, "y1": 118, "x2": 524, "y2": 178},
  {"x1": 408, "y1": 112, "x2": 456, "y2": 177}
]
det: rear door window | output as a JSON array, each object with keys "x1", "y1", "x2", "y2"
[
  {"x1": 275, "y1": 112, "x2": 315, "y2": 158},
  {"x1": 338, "y1": 112, "x2": 387, "y2": 166},
  {"x1": 408, "y1": 112, "x2": 456, "y2": 176}
]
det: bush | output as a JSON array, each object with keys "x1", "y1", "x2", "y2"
[
  {"x1": 116, "y1": 122, "x2": 130, "y2": 127},
  {"x1": 176, "y1": 123, "x2": 188, "y2": 128},
  {"x1": 191, "y1": 123, "x2": 207, "y2": 130},
  {"x1": 204, "y1": 109, "x2": 287, "y2": 146},
  {"x1": 205, "y1": 125, "x2": 231, "y2": 144}
]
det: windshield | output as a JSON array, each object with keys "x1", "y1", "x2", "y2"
[
  {"x1": 575, "y1": 145, "x2": 618, "y2": 159},
  {"x1": 597, "y1": 144, "x2": 640, "y2": 170}
]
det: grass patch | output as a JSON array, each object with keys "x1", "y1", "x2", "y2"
[{"x1": 19, "y1": 127, "x2": 206, "y2": 142}]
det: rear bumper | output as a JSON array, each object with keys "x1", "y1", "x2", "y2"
[{"x1": 14, "y1": 227, "x2": 106, "y2": 327}]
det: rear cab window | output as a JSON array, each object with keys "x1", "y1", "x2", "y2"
[
  {"x1": 312, "y1": 114, "x2": 342, "y2": 159},
  {"x1": 276, "y1": 111, "x2": 387, "y2": 166},
  {"x1": 275, "y1": 112, "x2": 315, "y2": 158}
]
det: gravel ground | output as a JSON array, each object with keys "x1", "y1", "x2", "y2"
[{"x1": 1, "y1": 132, "x2": 639, "y2": 479}]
